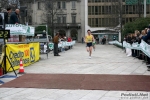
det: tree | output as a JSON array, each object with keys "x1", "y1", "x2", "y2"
[
  {"x1": 123, "y1": 17, "x2": 150, "y2": 36},
  {"x1": 109, "y1": 0, "x2": 124, "y2": 27},
  {"x1": 35, "y1": 25, "x2": 51, "y2": 36},
  {"x1": 19, "y1": 0, "x2": 33, "y2": 24},
  {"x1": 123, "y1": 22, "x2": 135, "y2": 36},
  {"x1": 0, "y1": 0, "x2": 9, "y2": 10},
  {"x1": 110, "y1": 0, "x2": 123, "y2": 44},
  {"x1": 41, "y1": 0, "x2": 60, "y2": 37}
]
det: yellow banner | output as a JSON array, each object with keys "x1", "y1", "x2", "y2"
[{"x1": 6, "y1": 42, "x2": 39, "y2": 72}]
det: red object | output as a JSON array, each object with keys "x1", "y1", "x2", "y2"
[
  {"x1": 67, "y1": 37, "x2": 72, "y2": 42},
  {"x1": 0, "y1": 68, "x2": 3, "y2": 76},
  {"x1": 18, "y1": 58, "x2": 25, "y2": 74}
]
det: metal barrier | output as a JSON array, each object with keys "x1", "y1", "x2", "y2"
[
  {"x1": 109, "y1": 40, "x2": 150, "y2": 58},
  {"x1": 48, "y1": 41, "x2": 76, "y2": 50}
]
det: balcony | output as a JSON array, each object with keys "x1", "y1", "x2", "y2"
[{"x1": 54, "y1": 23, "x2": 81, "y2": 29}]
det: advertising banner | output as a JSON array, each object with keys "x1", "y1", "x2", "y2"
[
  {"x1": 5, "y1": 24, "x2": 35, "y2": 36},
  {"x1": 6, "y1": 42, "x2": 39, "y2": 72}
]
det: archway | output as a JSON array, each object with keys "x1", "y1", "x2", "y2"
[{"x1": 70, "y1": 29, "x2": 78, "y2": 40}]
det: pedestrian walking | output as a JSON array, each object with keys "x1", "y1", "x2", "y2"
[{"x1": 84, "y1": 29, "x2": 95, "y2": 59}]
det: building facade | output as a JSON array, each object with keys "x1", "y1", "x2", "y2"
[
  {"x1": 17, "y1": 0, "x2": 150, "y2": 42},
  {"x1": 27, "y1": 0, "x2": 83, "y2": 42},
  {"x1": 86, "y1": 0, "x2": 150, "y2": 42}
]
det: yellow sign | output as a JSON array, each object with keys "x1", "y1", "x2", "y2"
[{"x1": 6, "y1": 42, "x2": 39, "y2": 72}]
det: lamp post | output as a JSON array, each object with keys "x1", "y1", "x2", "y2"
[
  {"x1": 144, "y1": 0, "x2": 146, "y2": 18},
  {"x1": 51, "y1": 0, "x2": 54, "y2": 38},
  {"x1": 119, "y1": 0, "x2": 123, "y2": 49}
]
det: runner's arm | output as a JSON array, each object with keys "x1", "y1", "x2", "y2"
[{"x1": 92, "y1": 35, "x2": 95, "y2": 42}]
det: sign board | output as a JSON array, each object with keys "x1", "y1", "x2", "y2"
[
  {"x1": 6, "y1": 42, "x2": 40, "y2": 72},
  {"x1": 0, "y1": 30, "x2": 10, "y2": 39},
  {"x1": 5, "y1": 24, "x2": 35, "y2": 36}
]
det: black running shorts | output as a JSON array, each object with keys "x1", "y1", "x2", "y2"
[{"x1": 86, "y1": 42, "x2": 92, "y2": 47}]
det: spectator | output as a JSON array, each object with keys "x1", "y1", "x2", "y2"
[
  {"x1": 96, "y1": 37, "x2": 99, "y2": 44},
  {"x1": 82, "y1": 37, "x2": 84, "y2": 44},
  {"x1": 131, "y1": 33, "x2": 137, "y2": 57},
  {"x1": 67, "y1": 36, "x2": 72, "y2": 42},
  {"x1": 102, "y1": 36, "x2": 106, "y2": 45},
  {"x1": 53, "y1": 32, "x2": 60, "y2": 56},
  {"x1": 141, "y1": 26, "x2": 150, "y2": 71},
  {"x1": 126, "y1": 34, "x2": 132, "y2": 57},
  {"x1": 67, "y1": 36, "x2": 72, "y2": 49},
  {"x1": 141, "y1": 26, "x2": 150, "y2": 43},
  {"x1": 1, "y1": 7, "x2": 12, "y2": 24},
  {"x1": 9, "y1": 9, "x2": 20, "y2": 24}
]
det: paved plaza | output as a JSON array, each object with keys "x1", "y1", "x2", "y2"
[{"x1": 0, "y1": 43, "x2": 150, "y2": 100}]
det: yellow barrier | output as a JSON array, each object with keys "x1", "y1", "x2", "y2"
[{"x1": 6, "y1": 42, "x2": 39, "y2": 72}]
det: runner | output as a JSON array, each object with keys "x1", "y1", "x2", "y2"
[{"x1": 84, "y1": 29, "x2": 95, "y2": 59}]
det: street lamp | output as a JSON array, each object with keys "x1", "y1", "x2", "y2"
[
  {"x1": 119, "y1": 0, "x2": 123, "y2": 49},
  {"x1": 144, "y1": 0, "x2": 146, "y2": 18}
]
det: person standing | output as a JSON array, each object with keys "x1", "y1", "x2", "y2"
[
  {"x1": 0, "y1": 7, "x2": 12, "y2": 29},
  {"x1": 9, "y1": 9, "x2": 20, "y2": 24},
  {"x1": 53, "y1": 32, "x2": 60, "y2": 56},
  {"x1": 96, "y1": 37, "x2": 99, "y2": 44},
  {"x1": 82, "y1": 37, "x2": 84, "y2": 44},
  {"x1": 1, "y1": 7, "x2": 12, "y2": 24},
  {"x1": 67, "y1": 36, "x2": 72, "y2": 49},
  {"x1": 84, "y1": 29, "x2": 95, "y2": 59}
]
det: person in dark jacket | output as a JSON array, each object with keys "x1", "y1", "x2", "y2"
[
  {"x1": 9, "y1": 9, "x2": 20, "y2": 24},
  {"x1": 53, "y1": 32, "x2": 60, "y2": 56},
  {"x1": 0, "y1": 7, "x2": 12, "y2": 29},
  {"x1": 141, "y1": 26, "x2": 150, "y2": 43},
  {"x1": 1, "y1": 7, "x2": 12, "y2": 24}
]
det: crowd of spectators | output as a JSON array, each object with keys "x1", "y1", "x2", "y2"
[{"x1": 124, "y1": 26, "x2": 150, "y2": 71}]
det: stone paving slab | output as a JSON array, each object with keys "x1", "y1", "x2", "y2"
[{"x1": 0, "y1": 43, "x2": 149, "y2": 100}]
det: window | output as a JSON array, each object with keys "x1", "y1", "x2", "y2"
[
  {"x1": 57, "y1": 2, "x2": 61, "y2": 9},
  {"x1": 102, "y1": 6, "x2": 104, "y2": 14},
  {"x1": 62, "y1": 2, "x2": 66, "y2": 9},
  {"x1": 57, "y1": 17, "x2": 61, "y2": 23},
  {"x1": 72, "y1": 1, "x2": 76, "y2": 9},
  {"x1": 62, "y1": 16, "x2": 66, "y2": 23},
  {"x1": 72, "y1": 15, "x2": 76, "y2": 23},
  {"x1": 92, "y1": 6, "x2": 94, "y2": 15},
  {"x1": 88, "y1": 6, "x2": 91, "y2": 15},
  {"x1": 96, "y1": 18, "x2": 98, "y2": 27},
  {"x1": 88, "y1": 0, "x2": 92, "y2": 2},
  {"x1": 88, "y1": 18, "x2": 91, "y2": 26},
  {"x1": 37, "y1": 2, "x2": 41, "y2": 10},
  {"x1": 95, "y1": 6, "x2": 98, "y2": 15}
]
